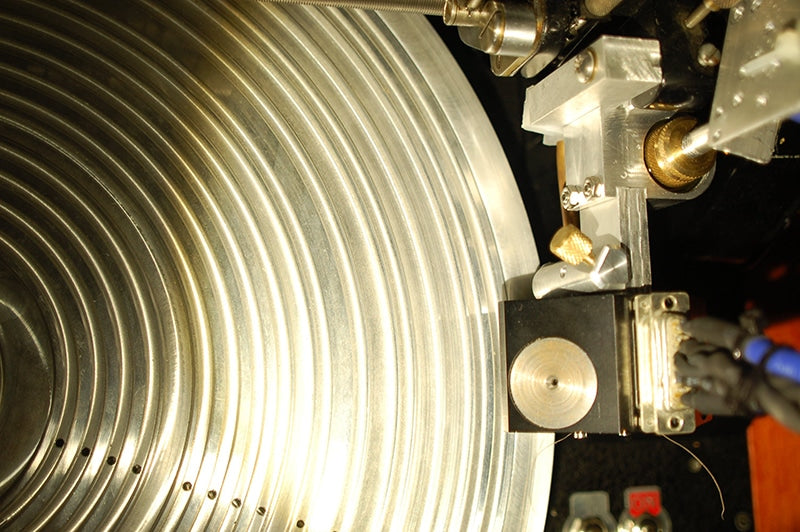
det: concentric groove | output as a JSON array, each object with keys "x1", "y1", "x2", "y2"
[{"x1": 0, "y1": 1, "x2": 552, "y2": 530}]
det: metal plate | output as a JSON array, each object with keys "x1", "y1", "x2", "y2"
[
  {"x1": 0, "y1": 1, "x2": 551, "y2": 529},
  {"x1": 708, "y1": 0, "x2": 800, "y2": 162},
  {"x1": 509, "y1": 338, "x2": 598, "y2": 430}
]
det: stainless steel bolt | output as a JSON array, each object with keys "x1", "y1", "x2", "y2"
[
  {"x1": 697, "y1": 43, "x2": 722, "y2": 67},
  {"x1": 732, "y1": 4, "x2": 745, "y2": 22},
  {"x1": 568, "y1": 17, "x2": 587, "y2": 34},
  {"x1": 583, "y1": 178, "x2": 596, "y2": 198},
  {"x1": 574, "y1": 50, "x2": 596, "y2": 83},
  {"x1": 561, "y1": 188, "x2": 571, "y2": 208}
]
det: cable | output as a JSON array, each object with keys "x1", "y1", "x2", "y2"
[
  {"x1": 683, "y1": 318, "x2": 800, "y2": 384},
  {"x1": 678, "y1": 317, "x2": 800, "y2": 433}
]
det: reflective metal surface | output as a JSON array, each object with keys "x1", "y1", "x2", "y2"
[
  {"x1": 633, "y1": 293, "x2": 695, "y2": 435},
  {"x1": 531, "y1": 246, "x2": 629, "y2": 299},
  {"x1": 0, "y1": 1, "x2": 551, "y2": 529},
  {"x1": 260, "y1": 0, "x2": 446, "y2": 15},
  {"x1": 509, "y1": 338, "x2": 598, "y2": 430},
  {"x1": 707, "y1": 0, "x2": 800, "y2": 163}
]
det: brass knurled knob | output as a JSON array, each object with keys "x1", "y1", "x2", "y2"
[
  {"x1": 550, "y1": 224, "x2": 595, "y2": 266},
  {"x1": 644, "y1": 116, "x2": 716, "y2": 191}
]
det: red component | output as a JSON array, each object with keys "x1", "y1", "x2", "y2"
[
  {"x1": 695, "y1": 411, "x2": 713, "y2": 427},
  {"x1": 627, "y1": 489, "x2": 661, "y2": 518},
  {"x1": 748, "y1": 318, "x2": 800, "y2": 532}
]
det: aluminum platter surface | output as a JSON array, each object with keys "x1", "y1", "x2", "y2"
[{"x1": 0, "y1": 1, "x2": 552, "y2": 529}]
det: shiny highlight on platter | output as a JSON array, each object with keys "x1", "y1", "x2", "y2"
[{"x1": 0, "y1": 0, "x2": 551, "y2": 529}]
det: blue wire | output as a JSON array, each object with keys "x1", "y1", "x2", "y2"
[{"x1": 743, "y1": 336, "x2": 800, "y2": 384}]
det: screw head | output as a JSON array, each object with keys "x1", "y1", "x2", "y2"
[
  {"x1": 561, "y1": 188, "x2": 571, "y2": 208},
  {"x1": 582, "y1": 178, "x2": 596, "y2": 198},
  {"x1": 697, "y1": 43, "x2": 721, "y2": 67},
  {"x1": 568, "y1": 17, "x2": 587, "y2": 34},
  {"x1": 574, "y1": 50, "x2": 596, "y2": 83}
]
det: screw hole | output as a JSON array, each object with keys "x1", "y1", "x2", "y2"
[
  {"x1": 668, "y1": 416, "x2": 683, "y2": 430},
  {"x1": 81, "y1": 447, "x2": 91, "y2": 457},
  {"x1": 107, "y1": 456, "x2": 116, "y2": 466},
  {"x1": 55, "y1": 438, "x2": 65, "y2": 448},
  {"x1": 297, "y1": 520, "x2": 305, "y2": 528},
  {"x1": 232, "y1": 498, "x2": 241, "y2": 508},
  {"x1": 208, "y1": 490, "x2": 217, "y2": 499},
  {"x1": 182, "y1": 481, "x2": 193, "y2": 491},
  {"x1": 663, "y1": 296, "x2": 677, "y2": 310},
  {"x1": 132, "y1": 464, "x2": 142, "y2": 474},
  {"x1": 257, "y1": 506, "x2": 266, "y2": 516}
]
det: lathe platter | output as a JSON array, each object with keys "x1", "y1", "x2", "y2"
[{"x1": 0, "y1": 1, "x2": 550, "y2": 529}]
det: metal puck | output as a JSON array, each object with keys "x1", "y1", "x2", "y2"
[{"x1": 509, "y1": 337, "x2": 598, "y2": 429}]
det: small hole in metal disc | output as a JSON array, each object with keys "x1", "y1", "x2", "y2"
[
  {"x1": 208, "y1": 490, "x2": 217, "y2": 499},
  {"x1": 132, "y1": 464, "x2": 142, "y2": 474},
  {"x1": 297, "y1": 520, "x2": 305, "y2": 528},
  {"x1": 107, "y1": 456, "x2": 116, "y2": 465},
  {"x1": 55, "y1": 438, "x2": 65, "y2": 448},
  {"x1": 81, "y1": 447, "x2": 91, "y2": 457},
  {"x1": 669, "y1": 416, "x2": 683, "y2": 430},
  {"x1": 257, "y1": 506, "x2": 266, "y2": 515},
  {"x1": 232, "y1": 498, "x2": 241, "y2": 508},
  {"x1": 182, "y1": 481, "x2": 192, "y2": 491},
  {"x1": 663, "y1": 296, "x2": 676, "y2": 310}
]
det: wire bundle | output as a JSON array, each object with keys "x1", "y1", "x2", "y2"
[{"x1": 677, "y1": 317, "x2": 800, "y2": 432}]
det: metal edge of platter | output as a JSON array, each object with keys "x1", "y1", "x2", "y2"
[{"x1": 0, "y1": 1, "x2": 552, "y2": 530}]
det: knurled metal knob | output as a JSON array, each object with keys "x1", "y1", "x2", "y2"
[
  {"x1": 644, "y1": 116, "x2": 716, "y2": 191},
  {"x1": 550, "y1": 225, "x2": 596, "y2": 266}
]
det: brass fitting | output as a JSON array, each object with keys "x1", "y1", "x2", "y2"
[
  {"x1": 644, "y1": 116, "x2": 716, "y2": 191},
  {"x1": 550, "y1": 224, "x2": 595, "y2": 266}
]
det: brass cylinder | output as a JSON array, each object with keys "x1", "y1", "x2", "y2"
[{"x1": 644, "y1": 116, "x2": 716, "y2": 191}]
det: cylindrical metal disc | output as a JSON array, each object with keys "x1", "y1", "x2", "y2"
[
  {"x1": 510, "y1": 337, "x2": 598, "y2": 429},
  {"x1": 0, "y1": 1, "x2": 552, "y2": 530}
]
